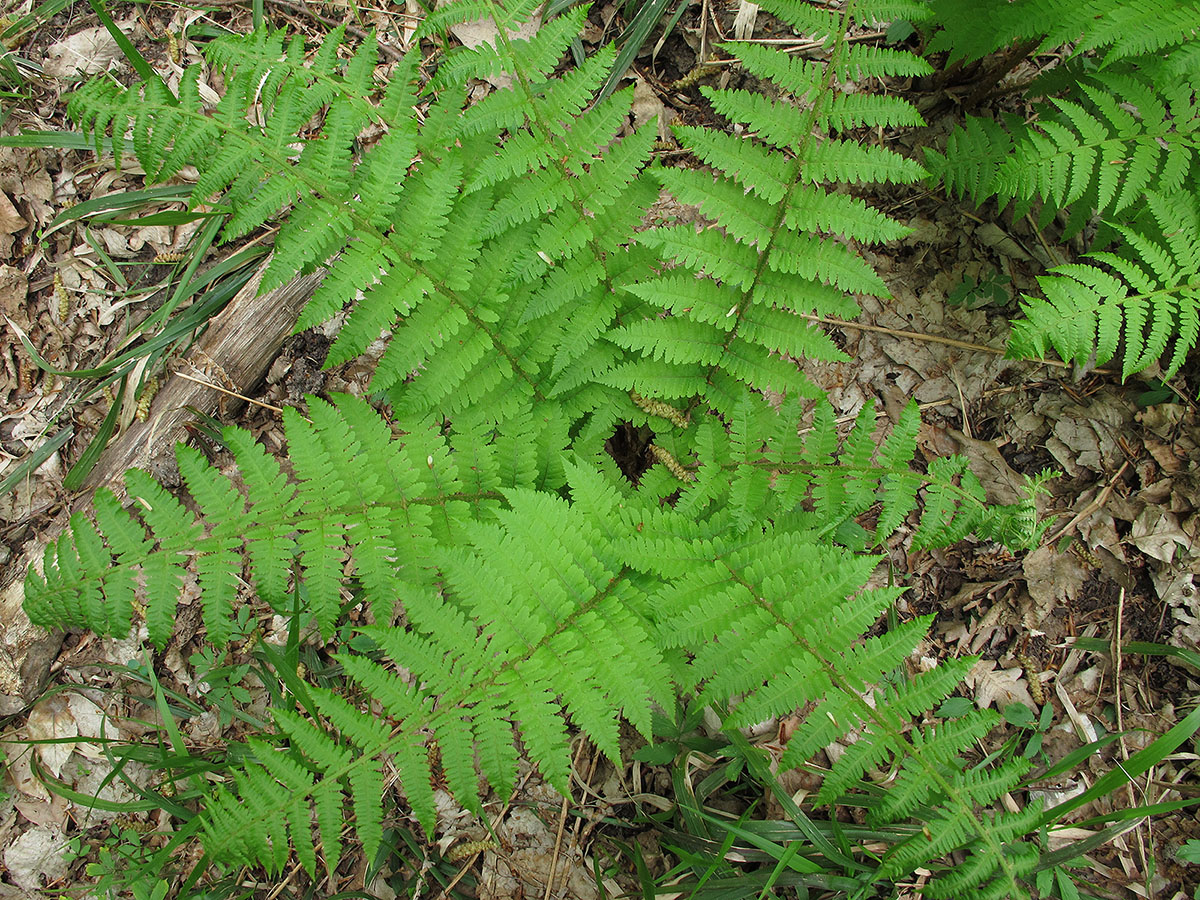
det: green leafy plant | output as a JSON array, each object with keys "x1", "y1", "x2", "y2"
[
  {"x1": 947, "y1": 267, "x2": 1012, "y2": 309},
  {"x1": 21, "y1": 0, "x2": 1102, "y2": 897},
  {"x1": 924, "y1": 0, "x2": 1200, "y2": 381}
]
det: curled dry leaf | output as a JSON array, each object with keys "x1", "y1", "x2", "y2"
[{"x1": 631, "y1": 75, "x2": 674, "y2": 141}]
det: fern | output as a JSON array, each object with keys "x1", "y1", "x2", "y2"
[
  {"x1": 926, "y1": 0, "x2": 1200, "y2": 67},
  {"x1": 924, "y1": 0, "x2": 1200, "y2": 378},
  {"x1": 606, "y1": 10, "x2": 931, "y2": 414},
  {"x1": 26, "y1": 390, "x2": 1046, "y2": 891},
  {"x1": 928, "y1": 73, "x2": 1198, "y2": 225},
  {"x1": 30, "y1": 1, "x2": 1066, "y2": 897},
  {"x1": 1010, "y1": 190, "x2": 1200, "y2": 377}
]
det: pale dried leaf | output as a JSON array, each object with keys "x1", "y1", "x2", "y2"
[
  {"x1": 66, "y1": 693, "x2": 110, "y2": 759},
  {"x1": 3, "y1": 826, "x2": 70, "y2": 891},
  {"x1": 632, "y1": 75, "x2": 673, "y2": 140},
  {"x1": 3, "y1": 739, "x2": 51, "y2": 802},
  {"x1": 448, "y1": 13, "x2": 540, "y2": 89},
  {"x1": 968, "y1": 659, "x2": 1035, "y2": 710},
  {"x1": 0, "y1": 191, "x2": 27, "y2": 235},
  {"x1": 43, "y1": 25, "x2": 124, "y2": 78},
  {"x1": 733, "y1": 1, "x2": 760, "y2": 40},
  {"x1": 25, "y1": 696, "x2": 75, "y2": 778},
  {"x1": 1130, "y1": 507, "x2": 1190, "y2": 563}
]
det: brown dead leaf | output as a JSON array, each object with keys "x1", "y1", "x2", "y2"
[
  {"x1": 0, "y1": 191, "x2": 27, "y2": 235},
  {"x1": 1022, "y1": 545, "x2": 1091, "y2": 621},
  {"x1": 631, "y1": 75, "x2": 671, "y2": 140},
  {"x1": 968, "y1": 659, "x2": 1036, "y2": 710},
  {"x1": 973, "y1": 222, "x2": 1033, "y2": 263},
  {"x1": 1130, "y1": 507, "x2": 1191, "y2": 564},
  {"x1": 0, "y1": 264, "x2": 28, "y2": 320},
  {"x1": 1144, "y1": 437, "x2": 1185, "y2": 474},
  {"x1": 938, "y1": 424, "x2": 1028, "y2": 506}
]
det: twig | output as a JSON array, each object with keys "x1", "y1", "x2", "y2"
[
  {"x1": 951, "y1": 368, "x2": 971, "y2": 439},
  {"x1": 802, "y1": 312, "x2": 1114, "y2": 374},
  {"x1": 438, "y1": 768, "x2": 537, "y2": 899},
  {"x1": 171, "y1": 370, "x2": 289, "y2": 416},
  {"x1": 1046, "y1": 460, "x2": 1130, "y2": 546},
  {"x1": 263, "y1": 862, "x2": 303, "y2": 900},
  {"x1": 544, "y1": 739, "x2": 588, "y2": 900},
  {"x1": 1024, "y1": 212, "x2": 1066, "y2": 266},
  {"x1": 1112, "y1": 587, "x2": 1153, "y2": 888}
]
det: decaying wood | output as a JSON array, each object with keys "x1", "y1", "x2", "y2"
[
  {"x1": 0, "y1": 262, "x2": 323, "y2": 714},
  {"x1": 80, "y1": 262, "x2": 325, "y2": 495}
]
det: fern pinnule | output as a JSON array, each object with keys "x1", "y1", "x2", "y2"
[
  {"x1": 876, "y1": 403, "x2": 923, "y2": 536},
  {"x1": 910, "y1": 456, "x2": 989, "y2": 549},
  {"x1": 837, "y1": 43, "x2": 935, "y2": 81}
]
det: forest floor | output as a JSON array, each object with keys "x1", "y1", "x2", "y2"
[{"x1": 0, "y1": 1, "x2": 1198, "y2": 898}]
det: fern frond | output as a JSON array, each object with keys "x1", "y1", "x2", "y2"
[
  {"x1": 26, "y1": 395, "x2": 493, "y2": 646},
  {"x1": 200, "y1": 482, "x2": 669, "y2": 872},
  {"x1": 1010, "y1": 191, "x2": 1200, "y2": 377},
  {"x1": 994, "y1": 75, "x2": 1198, "y2": 218}
]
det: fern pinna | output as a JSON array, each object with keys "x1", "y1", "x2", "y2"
[
  {"x1": 606, "y1": 2, "x2": 932, "y2": 414},
  {"x1": 31, "y1": 0, "x2": 1057, "y2": 897},
  {"x1": 924, "y1": 0, "x2": 1200, "y2": 379}
]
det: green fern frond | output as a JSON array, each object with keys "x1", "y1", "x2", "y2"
[
  {"x1": 1010, "y1": 191, "x2": 1200, "y2": 377},
  {"x1": 995, "y1": 76, "x2": 1198, "y2": 218},
  {"x1": 201, "y1": 482, "x2": 670, "y2": 874},
  {"x1": 928, "y1": 0, "x2": 1200, "y2": 65},
  {"x1": 588, "y1": 0, "x2": 927, "y2": 414},
  {"x1": 25, "y1": 395, "x2": 494, "y2": 646},
  {"x1": 928, "y1": 0, "x2": 1200, "y2": 381},
  {"x1": 924, "y1": 115, "x2": 1016, "y2": 204}
]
